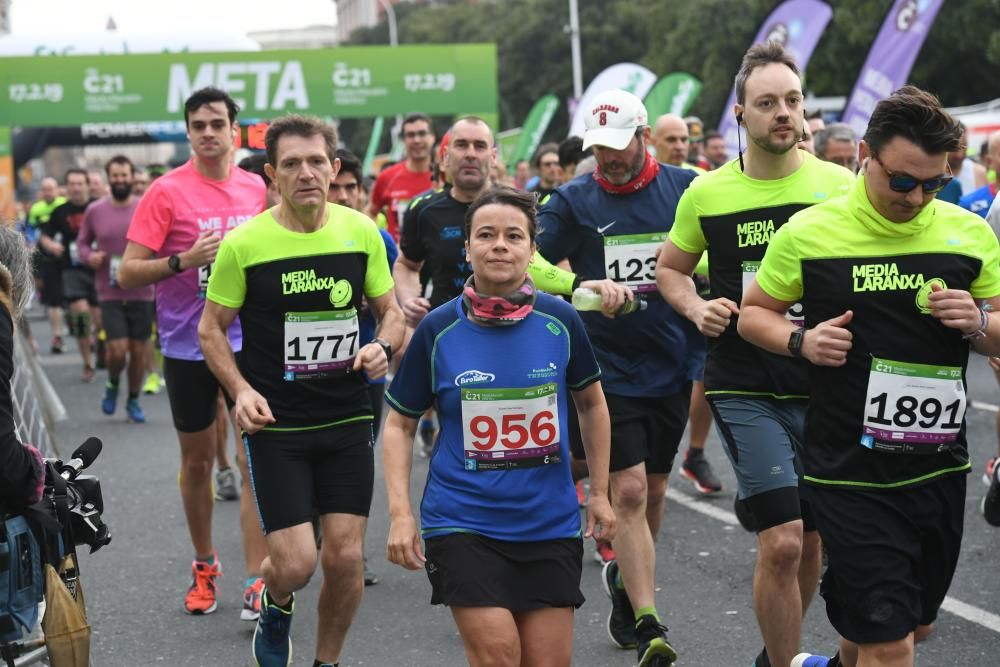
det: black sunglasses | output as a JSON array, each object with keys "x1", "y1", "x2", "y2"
[{"x1": 872, "y1": 154, "x2": 953, "y2": 194}]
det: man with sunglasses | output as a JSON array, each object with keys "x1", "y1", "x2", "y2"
[
  {"x1": 367, "y1": 112, "x2": 436, "y2": 242},
  {"x1": 740, "y1": 86, "x2": 1000, "y2": 667},
  {"x1": 657, "y1": 42, "x2": 853, "y2": 667}
]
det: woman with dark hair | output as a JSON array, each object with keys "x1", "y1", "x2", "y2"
[
  {"x1": 383, "y1": 187, "x2": 616, "y2": 667},
  {"x1": 0, "y1": 223, "x2": 45, "y2": 509}
]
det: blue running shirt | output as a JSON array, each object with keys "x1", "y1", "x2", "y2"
[{"x1": 386, "y1": 292, "x2": 600, "y2": 541}]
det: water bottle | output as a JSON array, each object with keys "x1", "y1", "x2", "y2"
[{"x1": 572, "y1": 287, "x2": 646, "y2": 315}]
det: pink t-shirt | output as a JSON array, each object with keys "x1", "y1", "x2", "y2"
[
  {"x1": 78, "y1": 197, "x2": 155, "y2": 303},
  {"x1": 128, "y1": 161, "x2": 265, "y2": 360}
]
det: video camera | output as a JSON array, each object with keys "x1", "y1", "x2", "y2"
[
  {"x1": 43, "y1": 437, "x2": 112, "y2": 554},
  {"x1": 1, "y1": 437, "x2": 110, "y2": 655}
]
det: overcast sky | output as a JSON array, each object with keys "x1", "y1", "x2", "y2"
[{"x1": 10, "y1": 0, "x2": 338, "y2": 34}]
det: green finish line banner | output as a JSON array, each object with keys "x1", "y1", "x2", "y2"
[{"x1": 0, "y1": 44, "x2": 498, "y2": 126}]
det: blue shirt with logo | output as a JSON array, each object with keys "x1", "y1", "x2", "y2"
[
  {"x1": 959, "y1": 184, "x2": 997, "y2": 219},
  {"x1": 536, "y1": 167, "x2": 704, "y2": 397},
  {"x1": 385, "y1": 292, "x2": 601, "y2": 541}
]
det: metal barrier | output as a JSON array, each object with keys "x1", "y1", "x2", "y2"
[{"x1": 11, "y1": 324, "x2": 65, "y2": 457}]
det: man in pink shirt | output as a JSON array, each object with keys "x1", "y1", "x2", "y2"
[
  {"x1": 366, "y1": 112, "x2": 435, "y2": 241},
  {"x1": 119, "y1": 87, "x2": 268, "y2": 620},
  {"x1": 78, "y1": 155, "x2": 154, "y2": 423}
]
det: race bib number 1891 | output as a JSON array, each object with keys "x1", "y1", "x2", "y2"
[
  {"x1": 461, "y1": 383, "x2": 560, "y2": 471},
  {"x1": 861, "y1": 357, "x2": 965, "y2": 454}
]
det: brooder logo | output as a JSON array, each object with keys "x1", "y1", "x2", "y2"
[{"x1": 455, "y1": 370, "x2": 496, "y2": 387}]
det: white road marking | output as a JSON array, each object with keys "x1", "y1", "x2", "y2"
[{"x1": 666, "y1": 487, "x2": 1000, "y2": 635}]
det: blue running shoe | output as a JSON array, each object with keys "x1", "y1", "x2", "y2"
[
  {"x1": 791, "y1": 654, "x2": 831, "y2": 667},
  {"x1": 101, "y1": 383, "x2": 119, "y2": 415},
  {"x1": 253, "y1": 589, "x2": 293, "y2": 667},
  {"x1": 125, "y1": 398, "x2": 145, "y2": 423}
]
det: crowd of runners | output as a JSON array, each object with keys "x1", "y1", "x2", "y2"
[{"x1": 8, "y1": 39, "x2": 1000, "y2": 667}]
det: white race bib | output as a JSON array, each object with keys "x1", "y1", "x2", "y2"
[
  {"x1": 860, "y1": 357, "x2": 966, "y2": 453},
  {"x1": 741, "y1": 261, "x2": 804, "y2": 326},
  {"x1": 68, "y1": 241, "x2": 81, "y2": 267},
  {"x1": 603, "y1": 233, "x2": 663, "y2": 293},
  {"x1": 460, "y1": 383, "x2": 560, "y2": 471},
  {"x1": 283, "y1": 309, "x2": 359, "y2": 381},
  {"x1": 109, "y1": 255, "x2": 122, "y2": 288}
]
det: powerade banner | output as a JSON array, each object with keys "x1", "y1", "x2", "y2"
[
  {"x1": 643, "y1": 73, "x2": 703, "y2": 119},
  {"x1": 717, "y1": 0, "x2": 833, "y2": 156},
  {"x1": 841, "y1": 0, "x2": 945, "y2": 139},
  {"x1": 0, "y1": 44, "x2": 497, "y2": 127},
  {"x1": 513, "y1": 94, "x2": 560, "y2": 164},
  {"x1": 568, "y1": 63, "x2": 657, "y2": 138}
]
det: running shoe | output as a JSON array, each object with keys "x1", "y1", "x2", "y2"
[
  {"x1": 734, "y1": 494, "x2": 757, "y2": 533},
  {"x1": 983, "y1": 457, "x2": 1000, "y2": 527},
  {"x1": 635, "y1": 614, "x2": 678, "y2": 667},
  {"x1": 601, "y1": 559, "x2": 637, "y2": 649},
  {"x1": 983, "y1": 456, "x2": 998, "y2": 486},
  {"x1": 252, "y1": 589, "x2": 294, "y2": 667},
  {"x1": 363, "y1": 557, "x2": 378, "y2": 586},
  {"x1": 184, "y1": 556, "x2": 222, "y2": 615},
  {"x1": 51, "y1": 335, "x2": 64, "y2": 354},
  {"x1": 215, "y1": 467, "x2": 240, "y2": 501},
  {"x1": 593, "y1": 541, "x2": 616, "y2": 564},
  {"x1": 791, "y1": 654, "x2": 833, "y2": 667},
  {"x1": 576, "y1": 479, "x2": 586, "y2": 507},
  {"x1": 680, "y1": 447, "x2": 722, "y2": 494},
  {"x1": 101, "y1": 382, "x2": 119, "y2": 416},
  {"x1": 143, "y1": 371, "x2": 163, "y2": 395},
  {"x1": 242, "y1": 577, "x2": 264, "y2": 622},
  {"x1": 125, "y1": 397, "x2": 145, "y2": 423}
]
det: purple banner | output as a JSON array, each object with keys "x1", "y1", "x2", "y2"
[
  {"x1": 718, "y1": 0, "x2": 833, "y2": 156},
  {"x1": 842, "y1": 0, "x2": 945, "y2": 139}
]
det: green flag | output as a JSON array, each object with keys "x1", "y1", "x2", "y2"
[
  {"x1": 642, "y1": 73, "x2": 702, "y2": 119},
  {"x1": 512, "y1": 95, "x2": 560, "y2": 165},
  {"x1": 496, "y1": 128, "x2": 523, "y2": 169},
  {"x1": 363, "y1": 117, "x2": 385, "y2": 176}
]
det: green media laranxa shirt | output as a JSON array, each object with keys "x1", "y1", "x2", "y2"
[{"x1": 755, "y1": 175, "x2": 1000, "y2": 490}]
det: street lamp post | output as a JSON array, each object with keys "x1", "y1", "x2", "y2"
[{"x1": 568, "y1": 0, "x2": 582, "y2": 101}]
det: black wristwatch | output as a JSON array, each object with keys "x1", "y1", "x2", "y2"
[
  {"x1": 374, "y1": 338, "x2": 393, "y2": 363},
  {"x1": 168, "y1": 255, "x2": 183, "y2": 273},
  {"x1": 787, "y1": 326, "x2": 806, "y2": 357}
]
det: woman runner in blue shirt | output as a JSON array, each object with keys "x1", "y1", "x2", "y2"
[{"x1": 383, "y1": 186, "x2": 616, "y2": 667}]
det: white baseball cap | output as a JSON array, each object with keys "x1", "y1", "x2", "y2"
[{"x1": 582, "y1": 89, "x2": 649, "y2": 151}]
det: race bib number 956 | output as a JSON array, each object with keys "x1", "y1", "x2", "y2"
[{"x1": 461, "y1": 383, "x2": 560, "y2": 471}]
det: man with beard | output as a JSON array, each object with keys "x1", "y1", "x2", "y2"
[
  {"x1": 367, "y1": 113, "x2": 436, "y2": 242},
  {"x1": 78, "y1": 155, "x2": 154, "y2": 422},
  {"x1": 40, "y1": 169, "x2": 98, "y2": 381},
  {"x1": 535, "y1": 89, "x2": 701, "y2": 667},
  {"x1": 656, "y1": 42, "x2": 854, "y2": 667}
]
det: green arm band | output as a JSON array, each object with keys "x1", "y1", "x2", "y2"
[{"x1": 528, "y1": 251, "x2": 578, "y2": 296}]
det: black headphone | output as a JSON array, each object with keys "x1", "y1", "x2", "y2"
[
  {"x1": 736, "y1": 111, "x2": 745, "y2": 171},
  {"x1": 736, "y1": 112, "x2": 743, "y2": 125}
]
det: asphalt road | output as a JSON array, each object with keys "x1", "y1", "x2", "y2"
[{"x1": 23, "y1": 309, "x2": 1000, "y2": 667}]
